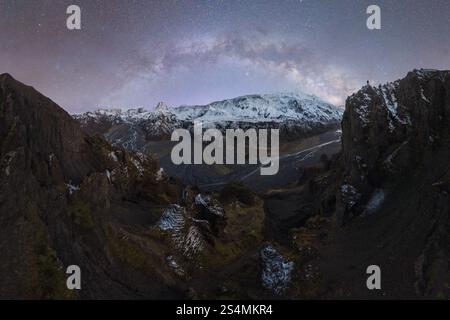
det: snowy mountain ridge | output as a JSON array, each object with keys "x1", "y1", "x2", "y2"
[
  {"x1": 174, "y1": 92, "x2": 343, "y2": 124},
  {"x1": 75, "y1": 92, "x2": 342, "y2": 125},
  {"x1": 74, "y1": 92, "x2": 343, "y2": 149}
]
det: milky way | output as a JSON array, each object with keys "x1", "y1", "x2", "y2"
[{"x1": 1, "y1": 0, "x2": 449, "y2": 112}]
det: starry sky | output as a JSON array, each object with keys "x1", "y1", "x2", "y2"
[{"x1": 1, "y1": 0, "x2": 449, "y2": 113}]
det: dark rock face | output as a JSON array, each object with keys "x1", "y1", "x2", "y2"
[
  {"x1": 0, "y1": 74, "x2": 185, "y2": 299},
  {"x1": 329, "y1": 69, "x2": 450, "y2": 298},
  {"x1": 340, "y1": 69, "x2": 450, "y2": 220},
  {"x1": 0, "y1": 73, "x2": 95, "y2": 184}
]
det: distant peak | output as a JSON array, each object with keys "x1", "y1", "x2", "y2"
[{"x1": 155, "y1": 101, "x2": 169, "y2": 112}]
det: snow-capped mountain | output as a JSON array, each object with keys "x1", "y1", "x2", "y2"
[
  {"x1": 175, "y1": 92, "x2": 342, "y2": 124},
  {"x1": 74, "y1": 92, "x2": 343, "y2": 151},
  {"x1": 142, "y1": 102, "x2": 183, "y2": 139}
]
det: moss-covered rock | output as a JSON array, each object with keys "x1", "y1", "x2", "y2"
[{"x1": 68, "y1": 200, "x2": 94, "y2": 229}]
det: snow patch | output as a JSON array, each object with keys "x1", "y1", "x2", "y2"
[
  {"x1": 131, "y1": 157, "x2": 144, "y2": 176},
  {"x1": 195, "y1": 194, "x2": 225, "y2": 217},
  {"x1": 2, "y1": 151, "x2": 16, "y2": 177},
  {"x1": 420, "y1": 88, "x2": 430, "y2": 103},
  {"x1": 181, "y1": 226, "x2": 204, "y2": 258},
  {"x1": 365, "y1": 189, "x2": 385, "y2": 214},
  {"x1": 155, "y1": 168, "x2": 164, "y2": 181},
  {"x1": 66, "y1": 181, "x2": 80, "y2": 195},
  {"x1": 158, "y1": 205, "x2": 186, "y2": 231},
  {"x1": 158, "y1": 205, "x2": 207, "y2": 259},
  {"x1": 261, "y1": 244, "x2": 294, "y2": 295},
  {"x1": 108, "y1": 151, "x2": 118, "y2": 162},
  {"x1": 166, "y1": 256, "x2": 185, "y2": 276},
  {"x1": 48, "y1": 153, "x2": 55, "y2": 165},
  {"x1": 105, "y1": 170, "x2": 111, "y2": 182},
  {"x1": 384, "y1": 140, "x2": 409, "y2": 167},
  {"x1": 341, "y1": 184, "x2": 361, "y2": 209}
]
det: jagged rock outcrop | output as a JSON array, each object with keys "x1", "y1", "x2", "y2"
[
  {"x1": 142, "y1": 102, "x2": 183, "y2": 140},
  {"x1": 156, "y1": 192, "x2": 228, "y2": 261},
  {"x1": 260, "y1": 244, "x2": 294, "y2": 295},
  {"x1": 157, "y1": 204, "x2": 210, "y2": 259},
  {"x1": 194, "y1": 193, "x2": 226, "y2": 234}
]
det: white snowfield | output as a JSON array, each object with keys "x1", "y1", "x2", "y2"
[{"x1": 75, "y1": 92, "x2": 343, "y2": 128}]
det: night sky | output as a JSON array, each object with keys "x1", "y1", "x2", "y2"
[{"x1": 1, "y1": 0, "x2": 449, "y2": 113}]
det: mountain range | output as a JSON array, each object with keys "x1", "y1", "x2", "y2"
[{"x1": 74, "y1": 92, "x2": 343, "y2": 151}]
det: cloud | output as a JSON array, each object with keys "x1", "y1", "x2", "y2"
[{"x1": 116, "y1": 31, "x2": 359, "y2": 106}]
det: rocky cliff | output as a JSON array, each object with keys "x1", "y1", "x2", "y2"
[
  {"x1": 340, "y1": 69, "x2": 450, "y2": 220},
  {"x1": 328, "y1": 69, "x2": 450, "y2": 298},
  {"x1": 0, "y1": 73, "x2": 186, "y2": 298}
]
